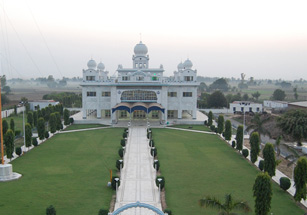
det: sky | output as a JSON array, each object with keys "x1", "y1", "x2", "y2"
[{"x1": 0, "y1": 0, "x2": 307, "y2": 81}]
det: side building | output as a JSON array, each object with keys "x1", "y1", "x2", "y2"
[{"x1": 81, "y1": 41, "x2": 199, "y2": 124}]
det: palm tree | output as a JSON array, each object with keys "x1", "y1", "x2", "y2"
[
  {"x1": 199, "y1": 193, "x2": 251, "y2": 215},
  {"x1": 283, "y1": 144, "x2": 301, "y2": 179},
  {"x1": 274, "y1": 135, "x2": 282, "y2": 158},
  {"x1": 246, "y1": 113, "x2": 271, "y2": 143}
]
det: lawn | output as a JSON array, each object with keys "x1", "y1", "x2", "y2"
[
  {"x1": 168, "y1": 125, "x2": 211, "y2": 132},
  {"x1": 0, "y1": 128, "x2": 123, "y2": 215},
  {"x1": 64, "y1": 124, "x2": 109, "y2": 131},
  {"x1": 153, "y1": 128, "x2": 305, "y2": 215}
]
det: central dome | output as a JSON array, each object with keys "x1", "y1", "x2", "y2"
[
  {"x1": 87, "y1": 59, "x2": 97, "y2": 69},
  {"x1": 134, "y1": 41, "x2": 148, "y2": 55}
]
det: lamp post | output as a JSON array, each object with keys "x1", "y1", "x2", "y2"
[
  {"x1": 20, "y1": 101, "x2": 26, "y2": 151},
  {"x1": 115, "y1": 177, "x2": 119, "y2": 202},
  {"x1": 157, "y1": 178, "x2": 162, "y2": 202}
]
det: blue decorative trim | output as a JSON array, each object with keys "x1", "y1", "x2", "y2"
[{"x1": 111, "y1": 201, "x2": 165, "y2": 215}]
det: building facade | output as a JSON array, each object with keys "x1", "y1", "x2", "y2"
[
  {"x1": 230, "y1": 101, "x2": 263, "y2": 113},
  {"x1": 81, "y1": 41, "x2": 199, "y2": 124}
]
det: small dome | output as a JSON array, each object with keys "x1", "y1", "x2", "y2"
[
  {"x1": 87, "y1": 59, "x2": 97, "y2": 69},
  {"x1": 97, "y1": 62, "x2": 105, "y2": 70},
  {"x1": 183, "y1": 59, "x2": 193, "y2": 69},
  {"x1": 177, "y1": 62, "x2": 184, "y2": 70},
  {"x1": 134, "y1": 41, "x2": 148, "y2": 55}
]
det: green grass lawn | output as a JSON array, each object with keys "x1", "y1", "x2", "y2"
[
  {"x1": 153, "y1": 128, "x2": 305, "y2": 215},
  {"x1": 168, "y1": 125, "x2": 211, "y2": 132},
  {"x1": 64, "y1": 124, "x2": 109, "y2": 131},
  {"x1": 3, "y1": 114, "x2": 24, "y2": 132},
  {"x1": 0, "y1": 128, "x2": 123, "y2": 215}
]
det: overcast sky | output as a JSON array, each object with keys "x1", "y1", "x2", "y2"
[{"x1": 0, "y1": 0, "x2": 307, "y2": 80}]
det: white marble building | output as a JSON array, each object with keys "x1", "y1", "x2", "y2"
[{"x1": 81, "y1": 41, "x2": 199, "y2": 124}]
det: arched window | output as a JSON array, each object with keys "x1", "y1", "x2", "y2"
[{"x1": 121, "y1": 90, "x2": 157, "y2": 101}]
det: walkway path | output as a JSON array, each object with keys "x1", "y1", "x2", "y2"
[{"x1": 114, "y1": 126, "x2": 162, "y2": 215}]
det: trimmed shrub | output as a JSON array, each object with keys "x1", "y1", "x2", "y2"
[
  {"x1": 123, "y1": 132, "x2": 127, "y2": 138},
  {"x1": 60, "y1": 124, "x2": 63, "y2": 130},
  {"x1": 164, "y1": 209, "x2": 172, "y2": 215},
  {"x1": 15, "y1": 130, "x2": 21, "y2": 137},
  {"x1": 32, "y1": 138, "x2": 38, "y2": 147},
  {"x1": 15, "y1": 147, "x2": 22, "y2": 156},
  {"x1": 156, "y1": 176, "x2": 165, "y2": 189},
  {"x1": 151, "y1": 148, "x2": 157, "y2": 157},
  {"x1": 204, "y1": 120, "x2": 208, "y2": 126},
  {"x1": 258, "y1": 160, "x2": 264, "y2": 171},
  {"x1": 231, "y1": 141, "x2": 236, "y2": 148},
  {"x1": 210, "y1": 125, "x2": 215, "y2": 131},
  {"x1": 120, "y1": 139, "x2": 126, "y2": 147},
  {"x1": 242, "y1": 149, "x2": 249, "y2": 158},
  {"x1": 153, "y1": 160, "x2": 160, "y2": 171},
  {"x1": 111, "y1": 176, "x2": 120, "y2": 190},
  {"x1": 116, "y1": 159, "x2": 124, "y2": 170},
  {"x1": 45, "y1": 131, "x2": 50, "y2": 139},
  {"x1": 118, "y1": 148, "x2": 124, "y2": 158},
  {"x1": 279, "y1": 177, "x2": 291, "y2": 191},
  {"x1": 46, "y1": 205, "x2": 56, "y2": 215},
  {"x1": 149, "y1": 139, "x2": 155, "y2": 147},
  {"x1": 98, "y1": 208, "x2": 108, "y2": 215},
  {"x1": 69, "y1": 117, "x2": 74, "y2": 124}
]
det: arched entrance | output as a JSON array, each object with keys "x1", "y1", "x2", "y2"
[{"x1": 111, "y1": 201, "x2": 165, "y2": 215}]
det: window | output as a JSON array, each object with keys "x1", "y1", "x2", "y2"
[
  {"x1": 241, "y1": 107, "x2": 244, "y2": 112},
  {"x1": 168, "y1": 92, "x2": 177, "y2": 97},
  {"x1": 183, "y1": 92, "x2": 192, "y2": 97},
  {"x1": 105, "y1": 110, "x2": 111, "y2": 117},
  {"x1": 151, "y1": 110, "x2": 159, "y2": 118},
  {"x1": 184, "y1": 76, "x2": 193, "y2": 81},
  {"x1": 144, "y1": 63, "x2": 147, "y2": 68},
  {"x1": 168, "y1": 110, "x2": 174, "y2": 118},
  {"x1": 102, "y1": 92, "x2": 111, "y2": 97},
  {"x1": 233, "y1": 107, "x2": 236, "y2": 112},
  {"x1": 87, "y1": 92, "x2": 96, "y2": 97},
  {"x1": 121, "y1": 90, "x2": 157, "y2": 101},
  {"x1": 137, "y1": 76, "x2": 144, "y2": 81},
  {"x1": 256, "y1": 107, "x2": 260, "y2": 112},
  {"x1": 120, "y1": 110, "x2": 127, "y2": 118},
  {"x1": 249, "y1": 107, "x2": 252, "y2": 112},
  {"x1": 122, "y1": 76, "x2": 130, "y2": 81},
  {"x1": 86, "y1": 76, "x2": 95, "y2": 81}
]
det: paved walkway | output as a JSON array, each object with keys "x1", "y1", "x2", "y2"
[{"x1": 114, "y1": 126, "x2": 162, "y2": 214}]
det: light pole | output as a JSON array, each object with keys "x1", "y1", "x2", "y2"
[
  {"x1": 157, "y1": 178, "x2": 162, "y2": 202},
  {"x1": 115, "y1": 177, "x2": 119, "y2": 202},
  {"x1": 20, "y1": 101, "x2": 26, "y2": 151}
]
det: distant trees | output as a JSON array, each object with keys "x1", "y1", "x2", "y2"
[
  {"x1": 250, "y1": 132, "x2": 260, "y2": 163},
  {"x1": 272, "y1": 89, "x2": 286, "y2": 101},
  {"x1": 224, "y1": 120, "x2": 232, "y2": 141},
  {"x1": 43, "y1": 92, "x2": 82, "y2": 108},
  {"x1": 246, "y1": 114, "x2": 271, "y2": 143},
  {"x1": 235, "y1": 125, "x2": 243, "y2": 151},
  {"x1": 277, "y1": 109, "x2": 307, "y2": 146},
  {"x1": 294, "y1": 157, "x2": 307, "y2": 202},
  {"x1": 4, "y1": 129, "x2": 15, "y2": 159},
  {"x1": 217, "y1": 115, "x2": 224, "y2": 134},
  {"x1": 252, "y1": 91, "x2": 261, "y2": 101},
  {"x1": 207, "y1": 91, "x2": 227, "y2": 108},
  {"x1": 209, "y1": 78, "x2": 229, "y2": 92},
  {"x1": 263, "y1": 143, "x2": 276, "y2": 177},
  {"x1": 253, "y1": 172, "x2": 272, "y2": 215}
]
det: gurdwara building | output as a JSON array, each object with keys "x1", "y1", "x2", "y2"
[{"x1": 81, "y1": 41, "x2": 199, "y2": 124}]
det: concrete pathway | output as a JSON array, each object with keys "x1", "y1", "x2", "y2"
[{"x1": 114, "y1": 126, "x2": 162, "y2": 214}]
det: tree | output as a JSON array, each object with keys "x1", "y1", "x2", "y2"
[
  {"x1": 49, "y1": 113, "x2": 57, "y2": 133},
  {"x1": 199, "y1": 193, "x2": 251, "y2": 215},
  {"x1": 207, "y1": 91, "x2": 227, "y2": 108},
  {"x1": 294, "y1": 157, "x2": 307, "y2": 202},
  {"x1": 55, "y1": 112, "x2": 61, "y2": 130},
  {"x1": 46, "y1": 205, "x2": 56, "y2": 215},
  {"x1": 33, "y1": 111, "x2": 38, "y2": 128},
  {"x1": 3, "y1": 85, "x2": 11, "y2": 94},
  {"x1": 217, "y1": 115, "x2": 224, "y2": 134},
  {"x1": 209, "y1": 78, "x2": 229, "y2": 92},
  {"x1": 242, "y1": 93, "x2": 249, "y2": 101},
  {"x1": 198, "y1": 82, "x2": 208, "y2": 93},
  {"x1": 293, "y1": 87, "x2": 298, "y2": 100},
  {"x1": 224, "y1": 120, "x2": 232, "y2": 141},
  {"x1": 277, "y1": 109, "x2": 307, "y2": 146},
  {"x1": 4, "y1": 129, "x2": 15, "y2": 160},
  {"x1": 272, "y1": 89, "x2": 286, "y2": 101},
  {"x1": 1, "y1": 75, "x2": 7, "y2": 87},
  {"x1": 25, "y1": 123, "x2": 32, "y2": 148},
  {"x1": 15, "y1": 146, "x2": 22, "y2": 156},
  {"x1": 2, "y1": 119, "x2": 9, "y2": 135},
  {"x1": 27, "y1": 112, "x2": 33, "y2": 127},
  {"x1": 1, "y1": 94, "x2": 10, "y2": 106},
  {"x1": 98, "y1": 208, "x2": 108, "y2": 215},
  {"x1": 253, "y1": 172, "x2": 272, "y2": 215},
  {"x1": 14, "y1": 105, "x2": 17, "y2": 115},
  {"x1": 252, "y1": 91, "x2": 261, "y2": 101},
  {"x1": 37, "y1": 117, "x2": 46, "y2": 140},
  {"x1": 235, "y1": 125, "x2": 243, "y2": 151},
  {"x1": 263, "y1": 143, "x2": 276, "y2": 177},
  {"x1": 10, "y1": 118, "x2": 15, "y2": 133},
  {"x1": 64, "y1": 109, "x2": 70, "y2": 125},
  {"x1": 274, "y1": 136, "x2": 282, "y2": 158},
  {"x1": 246, "y1": 114, "x2": 271, "y2": 143},
  {"x1": 207, "y1": 111, "x2": 213, "y2": 126},
  {"x1": 250, "y1": 132, "x2": 260, "y2": 163}
]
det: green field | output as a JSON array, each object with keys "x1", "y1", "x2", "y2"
[
  {"x1": 154, "y1": 128, "x2": 305, "y2": 215},
  {"x1": 168, "y1": 125, "x2": 211, "y2": 132},
  {"x1": 0, "y1": 128, "x2": 122, "y2": 215},
  {"x1": 64, "y1": 124, "x2": 109, "y2": 131}
]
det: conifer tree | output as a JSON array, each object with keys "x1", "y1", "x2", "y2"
[
  {"x1": 250, "y1": 132, "x2": 260, "y2": 163},
  {"x1": 263, "y1": 143, "x2": 276, "y2": 177},
  {"x1": 294, "y1": 157, "x2": 307, "y2": 202}
]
